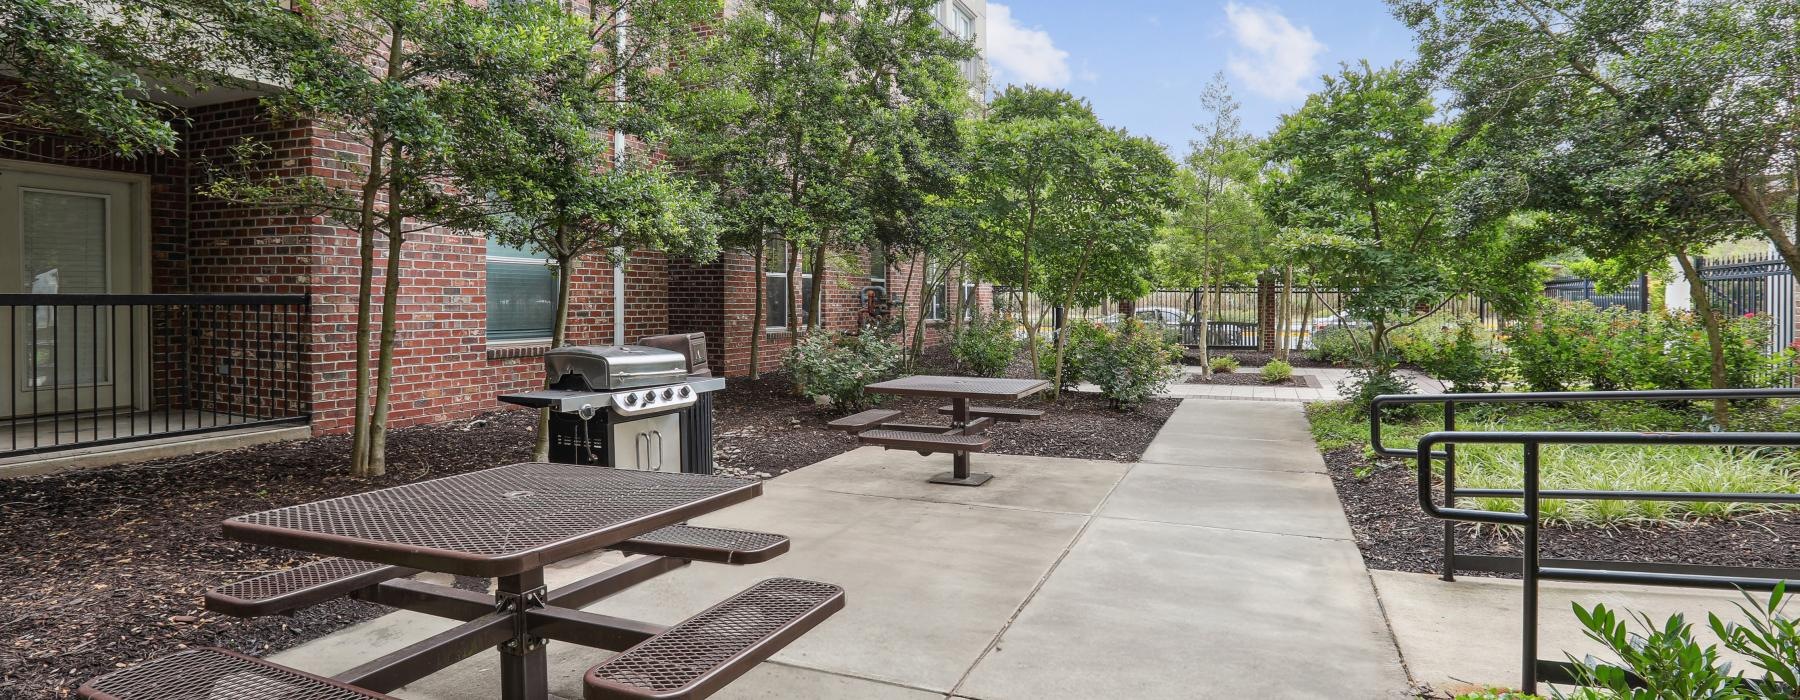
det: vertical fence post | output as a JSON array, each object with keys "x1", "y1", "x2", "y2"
[
  {"x1": 1441, "y1": 400, "x2": 1457, "y2": 582},
  {"x1": 1638, "y1": 274, "x2": 1650, "y2": 313},
  {"x1": 1521, "y1": 441, "x2": 1542, "y2": 694}
]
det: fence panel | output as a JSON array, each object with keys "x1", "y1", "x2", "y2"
[
  {"x1": 1543, "y1": 276, "x2": 1650, "y2": 311},
  {"x1": 1696, "y1": 254, "x2": 1796, "y2": 353}
]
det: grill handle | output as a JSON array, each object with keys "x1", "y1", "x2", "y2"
[{"x1": 610, "y1": 368, "x2": 688, "y2": 381}]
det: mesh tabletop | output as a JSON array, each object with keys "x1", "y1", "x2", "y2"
[
  {"x1": 224, "y1": 463, "x2": 761, "y2": 577},
  {"x1": 863, "y1": 375, "x2": 1051, "y2": 400}
]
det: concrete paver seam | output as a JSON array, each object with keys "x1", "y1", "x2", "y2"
[{"x1": 943, "y1": 462, "x2": 1137, "y2": 697}]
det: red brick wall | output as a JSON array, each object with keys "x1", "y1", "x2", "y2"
[{"x1": 668, "y1": 247, "x2": 990, "y2": 377}]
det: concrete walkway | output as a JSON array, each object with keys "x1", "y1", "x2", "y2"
[{"x1": 270, "y1": 398, "x2": 1411, "y2": 698}]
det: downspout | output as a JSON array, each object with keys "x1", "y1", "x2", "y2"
[{"x1": 612, "y1": 3, "x2": 628, "y2": 345}]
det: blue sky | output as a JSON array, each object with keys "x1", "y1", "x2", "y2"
[{"x1": 984, "y1": 1, "x2": 1417, "y2": 159}]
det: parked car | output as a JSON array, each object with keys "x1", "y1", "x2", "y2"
[{"x1": 1308, "y1": 315, "x2": 1370, "y2": 331}]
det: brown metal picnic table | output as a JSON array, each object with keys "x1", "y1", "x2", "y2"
[
  {"x1": 859, "y1": 376, "x2": 1051, "y2": 486},
  {"x1": 215, "y1": 463, "x2": 818, "y2": 700}
]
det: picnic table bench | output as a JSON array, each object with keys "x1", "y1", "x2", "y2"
[
  {"x1": 851, "y1": 376, "x2": 1052, "y2": 486},
  {"x1": 79, "y1": 463, "x2": 843, "y2": 700}
]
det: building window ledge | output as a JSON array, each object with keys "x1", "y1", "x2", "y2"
[{"x1": 487, "y1": 340, "x2": 553, "y2": 360}]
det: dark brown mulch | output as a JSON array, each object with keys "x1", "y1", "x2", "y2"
[
  {"x1": 1184, "y1": 372, "x2": 1320, "y2": 388},
  {"x1": 1324, "y1": 447, "x2": 1800, "y2": 576},
  {"x1": 0, "y1": 363, "x2": 1174, "y2": 698},
  {"x1": 1183, "y1": 349, "x2": 1338, "y2": 369}
]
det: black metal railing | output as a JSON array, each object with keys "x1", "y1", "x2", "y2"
[
  {"x1": 1371, "y1": 389, "x2": 1800, "y2": 692},
  {"x1": 1543, "y1": 275, "x2": 1651, "y2": 312},
  {"x1": 1, "y1": 293, "x2": 310, "y2": 459}
]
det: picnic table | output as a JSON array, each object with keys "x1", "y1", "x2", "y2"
[
  {"x1": 76, "y1": 463, "x2": 843, "y2": 700},
  {"x1": 831, "y1": 376, "x2": 1051, "y2": 487}
]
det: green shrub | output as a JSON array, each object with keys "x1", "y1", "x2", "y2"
[
  {"x1": 1564, "y1": 603, "x2": 1745, "y2": 699},
  {"x1": 1345, "y1": 359, "x2": 1418, "y2": 418},
  {"x1": 1400, "y1": 318, "x2": 1509, "y2": 392},
  {"x1": 1260, "y1": 359, "x2": 1293, "y2": 383},
  {"x1": 781, "y1": 330, "x2": 903, "y2": 411},
  {"x1": 951, "y1": 309, "x2": 1020, "y2": 377},
  {"x1": 1052, "y1": 321, "x2": 1112, "y2": 390},
  {"x1": 1509, "y1": 301, "x2": 1798, "y2": 392},
  {"x1": 1708, "y1": 583, "x2": 1799, "y2": 698},
  {"x1": 1308, "y1": 325, "x2": 1367, "y2": 365},
  {"x1": 1086, "y1": 319, "x2": 1182, "y2": 409},
  {"x1": 1208, "y1": 354, "x2": 1241, "y2": 374}
]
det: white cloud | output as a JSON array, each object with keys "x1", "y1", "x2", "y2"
[
  {"x1": 1223, "y1": 2, "x2": 1327, "y2": 100},
  {"x1": 987, "y1": 3, "x2": 1071, "y2": 87}
]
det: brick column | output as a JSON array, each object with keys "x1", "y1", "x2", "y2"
[{"x1": 1257, "y1": 273, "x2": 1278, "y2": 352}]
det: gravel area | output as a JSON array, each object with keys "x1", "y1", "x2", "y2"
[{"x1": 1183, "y1": 372, "x2": 1319, "y2": 388}]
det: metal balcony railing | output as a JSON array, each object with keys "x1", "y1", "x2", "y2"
[{"x1": 1, "y1": 293, "x2": 310, "y2": 459}]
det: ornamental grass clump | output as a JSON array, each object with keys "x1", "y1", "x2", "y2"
[
  {"x1": 1208, "y1": 354, "x2": 1241, "y2": 374},
  {"x1": 1260, "y1": 359, "x2": 1293, "y2": 383}
]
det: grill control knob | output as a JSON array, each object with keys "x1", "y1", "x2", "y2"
[
  {"x1": 643, "y1": 391, "x2": 656, "y2": 404},
  {"x1": 623, "y1": 393, "x2": 639, "y2": 407},
  {"x1": 662, "y1": 388, "x2": 675, "y2": 401},
  {"x1": 678, "y1": 386, "x2": 691, "y2": 398}
]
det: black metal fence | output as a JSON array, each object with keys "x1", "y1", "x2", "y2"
[
  {"x1": 1, "y1": 294, "x2": 310, "y2": 458},
  {"x1": 1695, "y1": 253, "x2": 1796, "y2": 352},
  {"x1": 1543, "y1": 275, "x2": 1650, "y2": 311}
]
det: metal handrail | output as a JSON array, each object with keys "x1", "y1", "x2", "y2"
[
  {"x1": 1410, "y1": 429, "x2": 1800, "y2": 692},
  {"x1": 1371, "y1": 390, "x2": 1800, "y2": 692}
]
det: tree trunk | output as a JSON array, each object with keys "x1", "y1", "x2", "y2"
[
  {"x1": 806, "y1": 244, "x2": 827, "y2": 329},
  {"x1": 1676, "y1": 251, "x2": 1730, "y2": 427},
  {"x1": 533, "y1": 249, "x2": 577, "y2": 461},
  {"x1": 749, "y1": 236, "x2": 766, "y2": 380},
  {"x1": 1196, "y1": 287, "x2": 1211, "y2": 377},
  {"x1": 1296, "y1": 285, "x2": 1315, "y2": 355},
  {"x1": 349, "y1": 143, "x2": 383, "y2": 477}
]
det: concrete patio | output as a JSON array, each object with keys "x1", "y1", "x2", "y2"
[
  {"x1": 264, "y1": 397, "x2": 1766, "y2": 698},
  {"x1": 270, "y1": 398, "x2": 1412, "y2": 698}
]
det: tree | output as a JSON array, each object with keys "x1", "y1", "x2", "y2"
[
  {"x1": 1394, "y1": 0, "x2": 1799, "y2": 277},
  {"x1": 0, "y1": 0, "x2": 295, "y2": 157},
  {"x1": 1260, "y1": 63, "x2": 1541, "y2": 365},
  {"x1": 674, "y1": 0, "x2": 974, "y2": 378},
  {"x1": 206, "y1": 0, "x2": 567, "y2": 475},
  {"x1": 1156, "y1": 74, "x2": 1273, "y2": 374},
  {"x1": 964, "y1": 86, "x2": 1179, "y2": 395},
  {"x1": 449, "y1": 0, "x2": 725, "y2": 459}
]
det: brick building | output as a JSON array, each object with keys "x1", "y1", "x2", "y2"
[{"x1": 0, "y1": 0, "x2": 991, "y2": 468}]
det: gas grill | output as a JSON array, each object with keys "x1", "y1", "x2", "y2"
[{"x1": 498, "y1": 334, "x2": 724, "y2": 474}]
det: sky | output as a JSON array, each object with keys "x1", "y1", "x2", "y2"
[{"x1": 983, "y1": 1, "x2": 1417, "y2": 160}]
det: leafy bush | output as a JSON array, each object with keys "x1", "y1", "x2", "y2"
[
  {"x1": 1560, "y1": 587, "x2": 1800, "y2": 699},
  {"x1": 1085, "y1": 319, "x2": 1182, "y2": 409},
  {"x1": 951, "y1": 309, "x2": 1020, "y2": 377},
  {"x1": 1208, "y1": 354, "x2": 1241, "y2": 374},
  {"x1": 1308, "y1": 325, "x2": 1367, "y2": 365},
  {"x1": 781, "y1": 330, "x2": 903, "y2": 411},
  {"x1": 1344, "y1": 359, "x2": 1418, "y2": 418},
  {"x1": 1509, "y1": 301, "x2": 1798, "y2": 392},
  {"x1": 1397, "y1": 317, "x2": 1509, "y2": 392},
  {"x1": 1053, "y1": 321, "x2": 1112, "y2": 390},
  {"x1": 1260, "y1": 359, "x2": 1293, "y2": 383}
]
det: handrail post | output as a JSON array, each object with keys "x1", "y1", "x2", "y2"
[
  {"x1": 1442, "y1": 400, "x2": 1457, "y2": 582},
  {"x1": 1521, "y1": 441, "x2": 1541, "y2": 693}
]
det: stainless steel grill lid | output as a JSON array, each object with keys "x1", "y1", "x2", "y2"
[{"x1": 545, "y1": 345, "x2": 690, "y2": 391}]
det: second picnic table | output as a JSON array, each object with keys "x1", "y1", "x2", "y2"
[{"x1": 830, "y1": 375, "x2": 1051, "y2": 486}]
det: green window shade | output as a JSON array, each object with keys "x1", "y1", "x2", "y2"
[{"x1": 487, "y1": 260, "x2": 556, "y2": 340}]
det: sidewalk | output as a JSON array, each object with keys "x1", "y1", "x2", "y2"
[
  {"x1": 269, "y1": 398, "x2": 1412, "y2": 698},
  {"x1": 1152, "y1": 366, "x2": 1445, "y2": 402}
]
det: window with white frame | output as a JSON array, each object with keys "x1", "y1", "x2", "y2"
[
  {"x1": 486, "y1": 239, "x2": 557, "y2": 341},
  {"x1": 925, "y1": 261, "x2": 947, "y2": 321},
  {"x1": 962, "y1": 280, "x2": 978, "y2": 320}
]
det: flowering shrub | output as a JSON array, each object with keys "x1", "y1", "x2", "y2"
[
  {"x1": 1083, "y1": 319, "x2": 1182, "y2": 409},
  {"x1": 950, "y1": 309, "x2": 1020, "y2": 377},
  {"x1": 1394, "y1": 317, "x2": 1509, "y2": 393},
  {"x1": 1509, "y1": 301, "x2": 1797, "y2": 392},
  {"x1": 1052, "y1": 321, "x2": 1113, "y2": 390},
  {"x1": 782, "y1": 330, "x2": 904, "y2": 411}
]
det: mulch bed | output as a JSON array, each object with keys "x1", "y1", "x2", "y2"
[
  {"x1": 0, "y1": 362, "x2": 1174, "y2": 698},
  {"x1": 1325, "y1": 447, "x2": 1800, "y2": 576},
  {"x1": 1183, "y1": 372, "x2": 1320, "y2": 388},
  {"x1": 1183, "y1": 349, "x2": 1337, "y2": 368}
]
